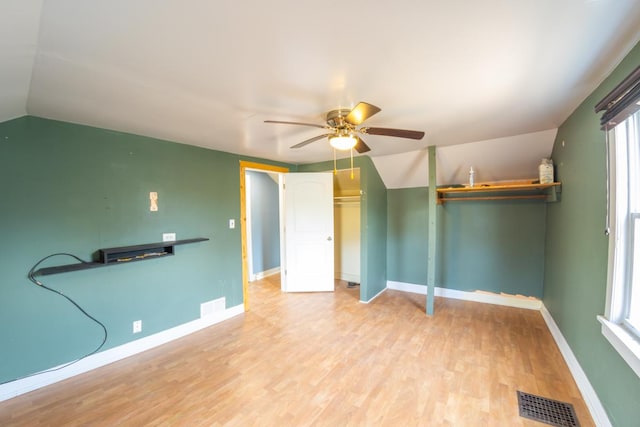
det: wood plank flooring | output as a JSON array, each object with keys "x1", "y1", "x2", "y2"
[{"x1": 0, "y1": 276, "x2": 594, "y2": 426}]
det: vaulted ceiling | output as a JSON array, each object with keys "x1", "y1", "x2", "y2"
[{"x1": 2, "y1": 1, "x2": 640, "y2": 177}]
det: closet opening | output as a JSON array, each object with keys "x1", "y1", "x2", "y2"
[{"x1": 333, "y1": 168, "x2": 361, "y2": 290}]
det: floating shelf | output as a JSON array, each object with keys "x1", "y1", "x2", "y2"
[
  {"x1": 35, "y1": 238, "x2": 209, "y2": 276},
  {"x1": 436, "y1": 181, "x2": 561, "y2": 204}
]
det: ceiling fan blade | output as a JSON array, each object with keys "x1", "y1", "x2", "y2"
[
  {"x1": 363, "y1": 127, "x2": 425, "y2": 140},
  {"x1": 354, "y1": 136, "x2": 371, "y2": 154},
  {"x1": 345, "y1": 102, "x2": 381, "y2": 125},
  {"x1": 265, "y1": 120, "x2": 328, "y2": 129},
  {"x1": 290, "y1": 134, "x2": 331, "y2": 149}
]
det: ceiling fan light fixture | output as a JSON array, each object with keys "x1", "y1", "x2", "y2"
[
  {"x1": 329, "y1": 134, "x2": 357, "y2": 150},
  {"x1": 266, "y1": 101, "x2": 424, "y2": 153}
]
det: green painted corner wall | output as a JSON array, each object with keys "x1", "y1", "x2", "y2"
[
  {"x1": 359, "y1": 156, "x2": 388, "y2": 301},
  {"x1": 543, "y1": 41, "x2": 640, "y2": 426},
  {"x1": 387, "y1": 187, "x2": 429, "y2": 285},
  {"x1": 299, "y1": 156, "x2": 387, "y2": 301},
  {"x1": 387, "y1": 187, "x2": 546, "y2": 297},
  {"x1": 0, "y1": 116, "x2": 292, "y2": 383}
]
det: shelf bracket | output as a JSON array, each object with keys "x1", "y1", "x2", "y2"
[{"x1": 546, "y1": 183, "x2": 562, "y2": 202}]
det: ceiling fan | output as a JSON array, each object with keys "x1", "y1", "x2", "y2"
[{"x1": 265, "y1": 102, "x2": 425, "y2": 153}]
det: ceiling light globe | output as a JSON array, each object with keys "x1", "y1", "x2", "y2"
[{"x1": 329, "y1": 135, "x2": 357, "y2": 150}]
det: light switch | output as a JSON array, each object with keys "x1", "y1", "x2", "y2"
[{"x1": 229, "y1": 219, "x2": 235, "y2": 229}]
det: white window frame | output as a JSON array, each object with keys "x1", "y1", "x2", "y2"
[{"x1": 598, "y1": 110, "x2": 640, "y2": 378}]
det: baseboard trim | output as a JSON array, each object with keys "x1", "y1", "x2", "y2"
[
  {"x1": 540, "y1": 304, "x2": 611, "y2": 427},
  {"x1": 254, "y1": 267, "x2": 280, "y2": 281},
  {"x1": 361, "y1": 287, "x2": 387, "y2": 304},
  {"x1": 386, "y1": 281, "x2": 542, "y2": 310},
  {"x1": 0, "y1": 303, "x2": 244, "y2": 403}
]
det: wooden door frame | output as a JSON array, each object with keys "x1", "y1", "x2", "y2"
[{"x1": 239, "y1": 161, "x2": 289, "y2": 311}]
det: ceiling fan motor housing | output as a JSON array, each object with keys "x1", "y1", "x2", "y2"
[{"x1": 326, "y1": 109, "x2": 352, "y2": 129}]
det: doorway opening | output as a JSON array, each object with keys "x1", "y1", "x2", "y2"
[
  {"x1": 239, "y1": 161, "x2": 288, "y2": 311},
  {"x1": 240, "y1": 162, "x2": 364, "y2": 310},
  {"x1": 245, "y1": 170, "x2": 281, "y2": 283}
]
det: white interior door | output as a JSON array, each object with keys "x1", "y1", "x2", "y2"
[{"x1": 283, "y1": 172, "x2": 334, "y2": 292}]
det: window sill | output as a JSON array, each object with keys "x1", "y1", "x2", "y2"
[{"x1": 598, "y1": 315, "x2": 640, "y2": 378}]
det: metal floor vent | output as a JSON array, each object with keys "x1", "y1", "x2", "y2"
[{"x1": 517, "y1": 391, "x2": 580, "y2": 427}]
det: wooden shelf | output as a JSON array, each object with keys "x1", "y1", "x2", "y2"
[
  {"x1": 436, "y1": 181, "x2": 561, "y2": 204},
  {"x1": 35, "y1": 238, "x2": 209, "y2": 276}
]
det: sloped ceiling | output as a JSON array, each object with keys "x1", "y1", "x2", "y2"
[
  {"x1": 2, "y1": 0, "x2": 640, "y2": 187},
  {"x1": 0, "y1": 0, "x2": 43, "y2": 121},
  {"x1": 373, "y1": 129, "x2": 557, "y2": 188}
]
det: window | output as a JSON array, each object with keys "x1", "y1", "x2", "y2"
[
  {"x1": 595, "y1": 66, "x2": 640, "y2": 377},
  {"x1": 611, "y1": 112, "x2": 640, "y2": 326},
  {"x1": 599, "y1": 108, "x2": 640, "y2": 378},
  {"x1": 627, "y1": 112, "x2": 640, "y2": 334}
]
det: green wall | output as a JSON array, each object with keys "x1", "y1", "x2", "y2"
[
  {"x1": 387, "y1": 187, "x2": 546, "y2": 297},
  {"x1": 0, "y1": 116, "x2": 291, "y2": 383},
  {"x1": 387, "y1": 188, "x2": 429, "y2": 285},
  {"x1": 299, "y1": 156, "x2": 388, "y2": 301},
  {"x1": 543, "y1": 41, "x2": 640, "y2": 426},
  {"x1": 359, "y1": 156, "x2": 388, "y2": 301}
]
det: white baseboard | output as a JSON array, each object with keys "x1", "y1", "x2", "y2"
[
  {"x1": 0, "y1": 303, "x2": 244, "y2": 403},
  {"x1": 253, "y1": 267, "x2": 280, "y2": 281},
  {"x1": 360, "y1": 286, "x2": 387, "y2": 304},
  {"x1": 540, "y1": 304, "x2": 611, "y2": 427},
  {"x1": 386, "y1": 281, "x2": 542, "y2": 310}
]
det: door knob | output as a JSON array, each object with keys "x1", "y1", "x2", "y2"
[{"x1": 327, "y1": 236, "x2": 332, "y2": 241}]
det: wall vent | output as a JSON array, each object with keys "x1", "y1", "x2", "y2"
[
  {"x1": 200, "y1": 297, "x2": 226, "y2": 318},
  {"x1": 517, "y1": 391, "x2": 580, "y2": 427}
]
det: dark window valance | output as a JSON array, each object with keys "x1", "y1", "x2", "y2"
[{"x1": 595, "y1": 65, "x2": 640, "y2": 129}]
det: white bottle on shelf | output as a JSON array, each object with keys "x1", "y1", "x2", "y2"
[
  {"x1": 539, "y1": 158, "x2": 554, "y2": 184},
  {"x1": 469, "y1": 166, "x2": 475, "y2": 187}
]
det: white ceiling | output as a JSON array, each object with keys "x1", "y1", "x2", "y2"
[{"x1": 2, "y1": 0, "x2": 640, "y2": 172}]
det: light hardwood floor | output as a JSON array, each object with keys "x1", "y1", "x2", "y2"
[{"x1": 0, "y1": 276, "x2": 593, "y2": 426}]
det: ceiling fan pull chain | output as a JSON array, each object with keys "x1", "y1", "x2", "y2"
[
  {"x1": 334, "y1": 148, "x2": 337, "y2": 175},
  {"x1": 350, "y1": 148, "x2": 354, "y2": 180}
]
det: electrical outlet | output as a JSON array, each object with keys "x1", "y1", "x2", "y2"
[
  {"x1": 133, "y1": 320, "x2": 142, "y2": 334},
  {"x1": 162, "y1": 232, "x2": 176, "y2": 242}
]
